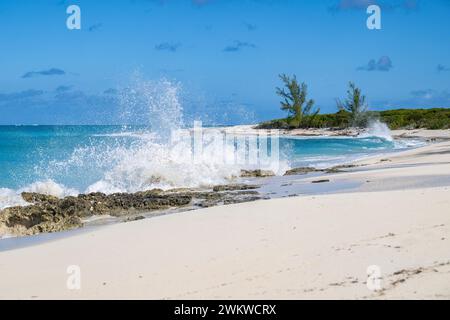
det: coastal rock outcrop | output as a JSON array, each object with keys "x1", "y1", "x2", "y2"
[
  {"x1": 283, "y1": 167, "x2": 318, "y2": 176},
  {"x1": 283, "y1": 165, "x2": 354, "y2": 176},
  {"x1": 240, "y1": 169, "x2": 275, "y2": 178},
  {"x1": 212, "y1": 184, "x2": 260, "y2": 192},
  {"x1": 311, "y1": 179, "x2": 330, "y2": 184},
  {"x1": 0, "y1": 184, "x2": 263, "y2": 237},
  {"x1": 0, "y1": 191, "x2": 193, "y2": 237}
]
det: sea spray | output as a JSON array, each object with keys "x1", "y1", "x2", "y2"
[
  {"x1": 29, "y1": 77, "x2": 280, "y2": 195},
  {"x1": 20, "y1": 180, "x2": 78, "y2": 198},
  {"x1": 0, "y1": 180, "x2": 78, "y2": 210},
  {"x1": 84, "y1": 126, "x2": 286, "y2": 193},
  {"x1": 358, "y1": 119, "x2": 425, "y2": 150},
  {"x1": 84, "y1": 137, "x2": 242, "y2": 193},
  {"x1": 118, "y1": 74, "x2": 183, "y2": 141},
  {"x1": 359, "y1": 120, "x2": 393, "y2": 141},
  {"x1": 0, "y1": 188, "x2": 28, "y2": 210},
  {"x1": 83, "y1": 77, "x2": 246, "y2": 192}
]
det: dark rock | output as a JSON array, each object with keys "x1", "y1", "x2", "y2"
[
  {"x1": 240, "y1": 169, "x2": 275, "y2": 178},
  {"x1": 1, "y1": 184, "x2": 268, "y2": 237},
  {"x1": 124, "y1": 215, "x2": 146, "y2": 222},
  {"x1": 324, "y1": 168, "x2": 345, "y2": 174},
  {"x1": 212, "y1": 184, "x2": 260, "y2": 192},
  {"x1": 283, "y1": 167, "x2": 317, "y2": 176},
  {"x1": 311, "y1": 179, "x2": 330, "y2": 184},
  {"x1": 21, "y1": 192, "x2": 59, "y2": 204},
  {"x1": 196, "y1": 189, "x2": 261, "y2": 207},
  {"x1": 0, "y1": 190, "x2": 193, "y2": 236},
  {"x1": 330, "y1": 164, "x2": 361, "y2": 170},
  {"x1": 0, "y1": 203, "x2": 83, "y2": 236},
  {"x1": 223, "y1": 196, "x2": 261, "y2": 205}
]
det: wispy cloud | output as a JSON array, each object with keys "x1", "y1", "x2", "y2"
[
  {"x1": 357, "y1": 56, "x2": 393, "y2": 71},
  {"x1": 401, "y1": 0, "x2": 419, "y2": 11},
  {"x1": 223, "y1": 41, "x2": 256, "y2": 52},
  {"x1": 329, "y1": 0, "x2": 419, "y2": 12},
  {"x1": 155, "y1": 42, "x2": 181, "y2": 52},
  {"x1": 409, "y1": 89, "x2": 450, "y2": 106},
  {"x1": 244, "y1": 22, "x2": 257, "y2": 31},
  {"x1": 0, "y1": 89, "x2": 44, "y2": 103},
  {"x1": 411, "y1": 89, "x2": 433, "y2": 98},
  {"x1": 437, "y1": 64, "x2": 450, "y2": 72},
  {"x1": 55, "y1": 85, "x2": 72, "y2": 93},
  {"x1": 104, "y1": 88, "x2": 118, "y2": 95},
  {"x1": 0, "y1": 86, "x2": 123, "y2": 124},
  {"x1": 331, "y1": 0, "x2": 375, "y2": 11},
  {"x1": 192, "y1": 0, "x2": 212, "y2": 6},
  {"x1": 158, "y1": 68, "x2": 185, "y2": 74},
  {"x1": 374, "y1": 88, "x2": 450, "y2": 109},
  {"x1": 88, "y1": 23, "x2": 103, "y2": 32},
  {"x1": 22, "y1": 68, "x2": 66, "y2": 79},
  {"x1": 136, "y1": 0, "x2": 213, "y2": 7}
]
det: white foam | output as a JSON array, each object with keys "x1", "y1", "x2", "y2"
[
  {"x1": 0, "y1": 188, "x2": 28, "y2": 210},
  {"x1": 92, "y1": 131, "x2": 157, "y2": 140},
  {"x1": 83, "y1": 134, "x2": 283, "y2": 193},
  {"x1": 359, "y1": 120, "x2": 393, "y2": 141},
  {"x1": 393, "y1": 138, "x2": 427, "y2": 149},
  {"x1": 0, "y1": 180, "x2": 79, "y2": 210},
  {"x1": 77, "y1": 77, "x2": 289, "y2": 194},
  {"x1": 19, "y1": 180, "x2": 79, "y2": 198},
  {"x1": 359, "y1": 120, "x2": 428, "y2": 150},
  {"x1": 3, "y1": 76, "x2": 287, "y2": 199},
  {"x1": 118, "y1": 74, "x2": 183, "y2": 140}
]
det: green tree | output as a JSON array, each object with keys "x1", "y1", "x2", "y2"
[
  {"x1": 336, "y1": 82, "x2": 368, "y2": 127},
  {"x1": 276, "y1": 74, "x2": 319, "y2": 128}
]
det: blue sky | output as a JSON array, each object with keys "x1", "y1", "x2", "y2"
[{"x1": 0, "y1": 0, "x2": 449, "y2": 124}]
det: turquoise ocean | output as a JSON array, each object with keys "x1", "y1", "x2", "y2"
[{"x1": 0, "y1": 124, "x2": 424, "y2": 209}]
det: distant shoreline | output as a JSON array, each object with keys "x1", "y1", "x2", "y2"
[{"x1": 221, "y1": 124, "x2": 450, "y2": 141}]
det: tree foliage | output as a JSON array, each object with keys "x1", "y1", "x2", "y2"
[
  {"x1": 336, "y1": 82, "x2": 368, "y2": 127},
  {"x1": 276, "y1": 74, "x2": 320, "y2": 128},
  {"x1": 257, "y1": 108, "x2": 450, "y2": 130}
]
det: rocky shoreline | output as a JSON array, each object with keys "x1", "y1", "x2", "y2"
[
  {"x1": 0, "y1": 168, "x2": 288, "y2": 237},
  {"x1": 220, "y1": 125, "x2": 366, "y2": 137},
  {"x1": 0, "y1": 161, "x2": 396, "y2": 238},
  {"x1": 0, "y1": 163, "x2": 375, "y2": 238},
  {"x1": 2, "y1": 167, "x2": 325, "y2": 237},
  {"x1": 0, "y1": 182, "x2": 266, "y2": 237}
]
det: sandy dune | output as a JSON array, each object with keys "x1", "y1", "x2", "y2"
[{"x1": 1, "y1": 132, "x2": 450, "y2": 300}]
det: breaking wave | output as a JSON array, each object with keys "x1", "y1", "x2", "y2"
[
  {"x1": 359, "y1": 120, "x2": 425, "y2": 149},
  {"x1": 0, "y1": 77, "x2": 284, "y2": 209},
  {"x1": 358, "y1": 120, "x2": 393, "y2": 141}
]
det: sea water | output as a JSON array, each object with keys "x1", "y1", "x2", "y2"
[{"x1": 0, "y1": 123, "x2": 425, "y2": 209}]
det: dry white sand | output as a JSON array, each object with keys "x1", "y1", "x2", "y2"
[{"x1": 1, "y1": 130, "x2": 450, "y2": 300}]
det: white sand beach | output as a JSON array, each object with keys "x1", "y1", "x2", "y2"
[{"x1": 0, "y1": 129, "x2": 450, "y2": 300}]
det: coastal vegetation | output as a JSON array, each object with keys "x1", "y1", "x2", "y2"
[
  {"x1": 336, "y1": 82, "x2": 369, "y2": 128},
  {"x1": 258, "y1": 75, "x2": 450, "y2": 130},
  {"x1": 258, "y1": 108, "x2": 450, "y2": 130},
  {"x1": 275, "y1": 74, "x2": 320, "y2": 128}
]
